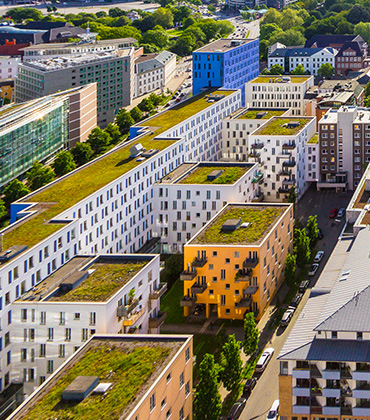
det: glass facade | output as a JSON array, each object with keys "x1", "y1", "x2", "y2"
[{"x1": 0, "y1": 98, "x2": 69, "y2": 188}]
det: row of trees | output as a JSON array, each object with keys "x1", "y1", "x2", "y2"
[
  {"x1": 262, "y1": 62, "x2": 334, "y2": 78},
  {"x1": 194, "y1": 313, "x2": 259, "y2": 420}
]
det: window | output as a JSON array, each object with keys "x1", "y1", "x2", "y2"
[
  {"x1": 82, "y1": 328, "x2": 89, "y2": 341},
  {"x1": 59, "y1": 344, "x2": 65, "y2": 358},
  {"x1": 332, "y1": 331, "x2": 337, "y2": 339},
  {"x1": 65, "y1": 328, "x2": 71, "y2": 341},
  {"x1": 161, "y1": 398, "x2": 167, "y2": 410},
  {"x1": 166, "y1": 409, "x2": 171, "y2": 419},
  {"x1": 357, "y1": 332, "x2": 363, "y2": 340},
  {"x1": 185, "y1": 381, "x2": 190, "y2": 397},
  {"x1": 150, "y1": 393, "x2": 156, "y2": 411},
  {"x1": 221, "y1": 295, "x2": 226, "y2": 306},
  {"x1": 74, "y1": 313, "x2": 80, "y2": 320},
  {"x1": 47, "y1": 360, "x2": 54, "y2": 374},
  {"x1": 185, "y1": 347, "x2": 190, "y2": 363},
  {"x1": 48, "y1": 328, "x2": 54, "y2": 341},
  {"x1": 40, "y1": 312, "x2": 46, "y2": 325},
  {"x1": 180, "y1": 371, "x2": 184, "y2": 388},
  {"x1": 179, "y1": 407, "x2": 184, "y2": 420},
  {"x1": 60, "y1": 312, "x2": 65, "y2": 325},
  {"x1": 21, "y1": 309, "x2": 27, "y2": 322},
  {"x1": 166, "y1": 372, "x2": 172, "y2": 383},
  {"x1": 39, "y1": 344, "x2": 46, "y2": 357},
  {"x1": 90, "y1": 312, "x2": 96, "y2": 326}
]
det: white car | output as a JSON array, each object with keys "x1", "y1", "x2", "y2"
[
  {"x1": 280, "y1": 309, "x2": 294, "y2": 327},
  {"x1": 314, "y1": 251, "x2": 324, "y2": 263},
  {"x1": 255, "y1": 348, "x2": 274, "y2": 372},
  {"x1": 337, "y1": 208, "x2": 346, "y2": 218},
  {"x1": 267, "y1": 400, "x2": 279, "y2": 420},
  {"x1": 308, "y1": 263, "x2": 319, "y2": 276}
]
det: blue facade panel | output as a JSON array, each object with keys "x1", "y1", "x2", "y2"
[{"x1": 192, "y1": 39, "x2": 260, "y2": 105}]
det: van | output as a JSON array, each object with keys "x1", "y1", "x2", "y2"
[
  {"x1": 267, "y1": 400, "x2": 279, "y2": 420},
  {"x1": 255, "y1": 348, "x2": 274, "y2": 372}
]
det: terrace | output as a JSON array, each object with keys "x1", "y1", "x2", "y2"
[
  {"x1": 12, "y1": 337, "x2": 182, "y2": 420},
  {"x1": 178, "y1": 165, "x2": 249, "y2": 185},
  {"x1": 191, "y1": 204, "x2": 286, "y2": 245},
  {"x1": 1, "y1": 89, "x2": 233, "y2": 254},
  {"x1": 254, "y1": 118, "x2": 312, "y2": 136}
]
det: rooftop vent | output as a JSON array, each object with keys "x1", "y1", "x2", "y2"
[
  {"x1": 240, "y1": 222, "x2": 250, "y2": 228},
  {"x1": 93, "y1": 383, "x2": 112, "y2": 394},
  {"x1": 0, "y1": 245, "x2": 27, "y2": 263},
  {"x1": 62, "y1": 376, "x2": 99, "y2": 402},
  {"x1": 207, "y1": 94, "x2": 225, "y2": 103},
  {"x1": 230, "y1": 40, "x2": 242, "y2": 46},
  {"x1": 207, "y1": 169, "x2": 224, "y2": 181},
  {"x1": 287, "y1": 121, "x2": 301, "y2": 129},
  {"x1": 256, "y1": 111, "x2": 267, "y2": 119},
  {"x1": 129, "y1": 143, "x2": 144, "y2": 158},
  {"x1": 221, "y1": 218, "x2": 241, "y2": 232},
  {"x1": 142, "y1": 149, "x2": 159, "y2": 158}
]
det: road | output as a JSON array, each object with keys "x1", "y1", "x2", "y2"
[
  {"x1": 227, "y1": 17, "x2": 260, "y2": 39},
  {"x1": 240, "y1": 185, "x2": 353, "y2": 420}
]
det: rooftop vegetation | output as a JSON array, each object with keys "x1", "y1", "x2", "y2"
[
  {"x1": 2, "y1": 89, "x2": 232, "y2": 251},
  {"x1": 237, "y1": 110, "x2": 285, "y2": 119},
  {"x1": 250, "y1": 76, "x2": 311, "y2": 83},
  {"x1": 22, "y1": 343, "x2": 171, "y2": 420},
  {"x1": 194, "y1": 206, "x2": 284, "y2": 245},
  {"x1": 255, "y1": 118, "x2": 310, "y2": 136},
  {"x1": 307, "y1": 134, "x2": 318, "y2": 144},
  {"x1": 179, "y1": 166, "x2": 247, "y2": 184},
  {"x1": 51, "y1": 262, "x2": 147, "y2": 302}
]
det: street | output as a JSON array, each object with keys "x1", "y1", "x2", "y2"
[
  {"x1": 239, "y1": 185, "x2": 353, "y2": 420},
  {"x1": 227, "y1": 17, "x2": 260, "y2": 39}
]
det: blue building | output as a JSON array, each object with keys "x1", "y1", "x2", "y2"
[{"x1": 192, "y1": 38, "x2": 259, "y2": 105}]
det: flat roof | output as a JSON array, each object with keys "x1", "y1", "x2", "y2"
[
  {"x1": 236, "y1": 109, "x2": 287, "y2": 119},
  {"x1": 11, "y1": 336, "x2": 188, "y2": 420},
  {"x1": 307, "y1": 133, "x2": 318, "y2": 144},
  {"x1": 0, "y1": 89, "x2": 234, "y2": 255},
  {"x1": 195, "y1": 38, "x2": 253, "y2": 53},
  {"x1": 22, "y1": 38, "x2": 136, "y2": 51},
  {"x1": 253, "y1": 117, "x2": 313, "y2": 136},
  {"x1": 18, "y1": 255, "x2": 153, "y2": 303},
  {"x1": 190, "y1": 203, "x2": 289, "y2": 245},
  {"x1": 250, "y1": 75, "x2": 312, "y2": 84}
]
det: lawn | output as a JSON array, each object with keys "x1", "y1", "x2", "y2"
[
  {"x1": 308, "y1": 133, "x2": 318, "y2": 144},
  {"x1": 179, "y1": 166, "x2": 248, "y2": 184},
  {"x1": 193, "y1": 205, "x2": 283, "y2": 245},
  {"x1": 21, "y1": 343, "x2": 171, "y2": 420},
  {"x1": 255, "y1": 118, "x2": 310, "y2": 136},
  {"x1": 160, "y1": 279, "x2": 186, "y2": 324},
  {"x1": 2, "y1": 89, "x2": 233, "y2": 251},
  {"x1": 251, "y1": 76, "x2": 311, "y2": 83},
  {"x1": 166, "y1": 27, "x2": 184, "y2": 37},
  {"x1": 50, "y1": 262, "x2": 147, "y2": 302},
  {"x1": 238, "y1": 109, "x2": 286, "y2": 119}
]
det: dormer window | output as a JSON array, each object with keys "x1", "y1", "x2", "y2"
[
  {"x1": 357, "y1": 332, "x2": 363, "y2": 340},
  {"x1": 332, "y1": 331, "x2": 337, "y2": 339}
]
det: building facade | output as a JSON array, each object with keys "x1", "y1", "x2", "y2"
[{"x1": 0, "y1": 56, "x2": 20, "y2": 79}]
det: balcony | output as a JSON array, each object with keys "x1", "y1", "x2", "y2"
[
  {"x1": 353, "y1": 385, "x2": 370, "y2": 399},
  {"x1": 192, "y1": 257, "x2": 207, "y2": 268},
  {"x1": 282, "y1": 178, "x2": 295, "y2": 186},
  {"x1": 353, "y1": 370, "x2": 370, "y2": 381},
  {"x1": 310, "y1": 365, "x2": 322, "y2": 378},
  {"x1": 149, "y1": 311, "x2": 167, "y2": 329},
  {"x1": 292, "y1": 368, "x2": 310, "y2": 379},
  {"x1": 323, "y1": 406, "x2": 340, "y2": 416},
  {"x1": 235, "y1": 269, "x2": 251, "y2": 282},
  {"x1": 310, "y1": 406, "x2": 322, "y2": 415},
  {"x1": 292, "y1": 405, "x2": 310, "y2": 415},
  {"x1": 122, "y1": 308, "x2": 145, "y2": 326},
  {"x1": 353, "y1": 405, "x2": 370, "y2": 416},
  {"x1": 322, "y1": 369, "x2": 340, "y2": 380},
  {"x1": 317, "y1": 172, "x2": 347, "y2": 189},
  {"x1": 251, "y1": 142, "x2": 264, "y2": 149},
  {"x1": 252, "y1": 172, "x2": 264, "y2": 184},
  {"x1": 341, "y1": 406, "x2": 352, "y2": 415},
  {"x1": 323, "y1": 388, "x2": 340, "y2": 398},
  {"x1": 180, "y1": 268, "x2": 197, "y2": 281},
  {"x1": 278, "y1": 186, "x2": 290, "y2": 194},
  {"x1": 249, "y1": 152, "x2": 260, "y2": 158},
  {"x1": 293, "y1": 387, "x2": 310, "y2": 397},
  {"x1": 252, "y1": 192, "x2": 264, "y2": 202},
  {"x1": 283, "y1": 141, "x2": 296, "y2": 150},
  {"x1": 341, "y1": 368, "x2": 352, "y2": 379},
  {"x1": 243, "y1": 257, "x2": 259, "y2": 269},
  {"x1": 191, "y1": 283, "x2": 207, "y2": 294},
  {"x1": 235, "y1": 296, "x2": 252, "y2": 308},
  {"x1": 279, "y1": 168, "x2": 291, "y2": 176},
  {"x1": 283, "y1": 160, "x2": 296, "y2": 167},
  {"x1": 149, "y1": 283, "x2": 168, "y2": 300},
  {"x1": 180, "y1": 296, "x2": 196, "y2": 307}
]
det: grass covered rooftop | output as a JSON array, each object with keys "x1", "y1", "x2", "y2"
[
  {"x1": 250, "y1": 76, "x2": 311, "y2": 83},
  {"x1": 179, "y1": 166, "x2": 248, "y2": 184},
  {"x1": 192, "y1": 205, "x2": 285, "y2": 245},
  {"x1": 237, "y1": 109, "x2": 286, "y2": 119},
  {"x1": 254, "y1": 118, "x2": 311, "y2": 136},
  {"x1": 18, "y1": 339, "x2": 175, "y2": 420},
  {"x1": 50, "y1": 262, "x2": 147, "y2": 302},
  {"x1": 2, "y1": 89, "x2": 233, "y2": 252}
]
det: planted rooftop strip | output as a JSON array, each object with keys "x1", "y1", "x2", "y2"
[
  {"x1": 255, "y1": 118, "x2": 310, "y2": 136},
  {"x1": 237, "y1": 109, "x2": 285, "y2": 119},
  {"x1": 179, "y1": 166, "x2": 248, "y2": 184}
]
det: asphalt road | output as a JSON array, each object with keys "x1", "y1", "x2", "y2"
[
  {"x1": 228, "y1": 17, "x2": 260, "y2": 39},
  {"x1": 239, "y1": 185, "x2": 353, "y2": 420}
]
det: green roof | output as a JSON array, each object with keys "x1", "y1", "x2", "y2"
[
  {"x1": 254, "y1": 118, "x2": 311, "y2": 136},
  {"x1": 192, "y1": 205, "x2": 285, "y2": 245},
  {"x1": 250, "y1": 76, "x2": 311, "y2": 83},
  {"x1": 307, "y1": 133, "x2": 318, "y2": 144},
  {"x1": 237, "y1": 109, "x2": 286, "y2": 119},
  {"x1": 179, "y1": 166, "x2": 248, "y2": 184},
  {"x1": 50, "y1": 262, "x2": 147, "y2": 302},
  {"x1": 2, "y1": 89, "x2": 233, "y2": 252},
  {"x1": 20, "y1": 340, "x2": 172, "y2": 420}
]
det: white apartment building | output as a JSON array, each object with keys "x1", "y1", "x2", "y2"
[
  {"x1": 11, "y1": 254, "x2": 163, "y2": 396},
  {"x1": 0, "y1": 56, "x2": 20, "y2": 79},
  {"x1": 134, "y1": 51, "x2": 176, "y2": 98},
  {"x1": 268, "y1": 47, "x2": 337, "y2": 76},
  {"x1": 222, "y1": 107, "x2": 291, "y2": 161},
  {"x1": 0, "y1": 89, "x2": 240, "y2": 395},
  {"x1": 245, "y1": 75, "x2": 314, "y2": 116},
  {"x1": 248, "y1": 116, "x2": 316, "y2": 201},
  {"x1": 305, "y1": 134, "x2": 319, "y2": 183},
  {"x1": 153, "y1": 161, "x2": 260, "y2": 253}
]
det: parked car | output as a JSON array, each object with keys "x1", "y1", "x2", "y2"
[
  {"x1": 318, "y1": 228, "x2": 323, "y2": 240},
  {"x1": 299, "y1": 280, "x2": 310, "y2": 293},
  {"x1": 242, "y1": 378, "x2": 257, "y2": 396},
  {"x1": 329, "y1": 208, "x2": 339, "y2": 218},
  {"x1": 337, "y1": 208, "x2": 346, "y2": 218},
  {"x1": 267, "y1": 400, "x2": 280, "y2": 420},
  {"x1": 289, "y1": 293, "x2": 303, "y2": 309},
  {"x1": 314, "y1": 251, "x2": 324, "y2": 263},
  {"x1": 227, "y1": 397, "x2": 247, "y2": 420},
  {"x1": 280, "y1": 309, "x2": 294, "y2": 327},
  {"x1": 255, "y1": 348, "x2": 274, "y2": 372},
  {"x1": 308, "y1": 263, "x2": 319, "y2": 276}
]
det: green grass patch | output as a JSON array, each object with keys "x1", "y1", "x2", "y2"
[
  {"x1": 194, "y1": 205, "x2": 283, "y2": 245},
  {"x1": 22, "y1": 343, "x2": 170, "y2": 420},
  {"x1": 166, "y1": 27, "x2": 184, "y2": 37},
  {"x1": 179, "y1": 166, "x2": 248, "y2": 184},
  {"x1": 51, "y1": 262, "x2": 147, "y2": 302},
  {"x1": 160, "y1": 279, "x2": 186, "y2": 324},
  {"x1": 308, "y1": 133, "x2": 318, "y2": 144},
  {"x1": 237, "y1": 109, "x2": 286, "y2": 119},
  {"x1": 256, "y1": 118, "x2": 310, "y2": 136},
  {"x1": 3, "y1": 89, "x2": 232, "y2": 251},
  {"x1": 251, "y1": 76, "x2": 311, "y2": 83}
]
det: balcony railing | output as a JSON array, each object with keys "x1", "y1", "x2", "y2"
[
  {"x1": 251, "y1": 142, "x2": 264, "y2": 149},
  {"x1": 191, "y1": 283, "x2": 207, "y2": 294},
  {"x1": 249, "y1": 152, "x2": 260, "y2": 158},
  {"x1": 122, "y1": 308, "x2": 145, "y2": 326},
  {"x1": 278, "y1": 186, "x2": 290, "y2": 194},
  {"x1": 149, "y1": 311, "x2": 167, "y2": 329},
  {"x1": 252, "y1": 172, "x2": 264, "y2": 184},
  {"x1": 180, "y1": 268, "x2": 197, "y2": 281},
  {"x1": 279, "y1": 168, "x2": 292, "y2": 176},
  {"x1": 235, "y1": 269, "x2": 251, "y2": 282},
  {"x1": 192, "y1": 257, "x2": 207, "y2": 268},
  {"x1": 252, "y1": 192, "x2": 264, "y2": 202},
  {"x1": 282, "y1": 179, "x2": 295, "y2": 186},
  {"x1": 283, "y1": 160, "x2": 296, "y2": 167},
  {"x1": 149, "y1": 283, "x2": 168, "y2": 300},
  {"x1": 180, "y1": 296, "x2": 196, "y2": 307},
  {"x1": 235, "y1": 296, "x2": 252, "y2": 308},
  {"x1": 283, "y1": 141, "x2": 296, "y2": 150},
  {"x1": 243, "y1": 257, "x2": 259, "y2": 269}
]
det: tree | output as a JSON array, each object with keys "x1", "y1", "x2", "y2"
[
  {"x1": 365, "y1": 80, "x2": 370, "y2": 99},
  {"x1": 294, "y1": 228, "x2": 311, "y2": 267},
  {"x1": 105, "y1": 123, "x2": 121, "y2": 144},
  {"x1": 152, "y1": 7, "x2": 174, "y2": 29},
  {"x1": 0, "y1": 199, "x2": 6, "y2": 219},
  {"x1": 5, "y1": 7, "x2": 43, "y2": 22},
  {"x1": 142, "y1": 28, "x2": 169, "y2": 48},
  {"x1": 183, "y1": 16, "x2": 195, "y2": 28},
  {"x1": 173, "y1": 6, "x2": 191, "y2": 23},
  {"x1": 149, "y1": 93, "x2": 162, "y2": 107},
  {"x1": 52, "y1": 151, "x2": 76, "y2": 177},
  {"x1": 194, "y1": 354, "x2": 222, "y2": 420},
  {"x1": 355, "y1": 22, "x2": 370, "y2": 45},
  {"x1": 141, "y1": 43, "x2": 160, "y2": 53},
  {"x1": 336, "y1": 20, "x2": 353, "y2": 35},
  {"x1": 347, "y1": 5, "x2": 370, "y2": 24},
  {"x1": 287, "y1": 186, "x2": 297, "y2": 204},
  {"x1": 260, "y1": 23, "x2": 281, "y2": 40},
  {"x1": 243, "y1": 312, "x2": 259, "y2": 356},
  {"x1": 292, "y1": 64, "x2": 306, "y2": 75},
  {"x1": 138, "y1": 97, "x2": 155, "y2": 113},
  {"x1": 318, "y1": 63, "x2": 334, "y2": 78},
  {"x1": 306, "y1": 215, "x2": 319, "y2": 248},
  {"x1": 217, "y1": 20, "x2": 234, "y2": 37},
  {"x1": 269, "y1": 29, "x2": 306, "y2": 47},
  {"x1": 87, "y1": 127, "x2": 111, "y2": 154},
  {"x1": 268, "y1": 64, "x2": 284, "y2": 75},
  {"x1": 284, "y1": 253, "x2": 297, "y2": 286},
  {"x1": 208, "y1": 4, "x2": 216, "y2": 12},
  {"x1": 26, "y1": 161, "x2": 55, "y2": 191},
  {"x1": 220, "y1": 335, "x2": 243, "y2": 391},
  {"x1": 108, "y1": 7, "x2": 126, "y2": 17},
  {"x1": 280, "y1": 8, "x2": 304, "y2": 31},
  {"x1": 262, "y1": 8, "x2": 282, "y2": 26},
  {"x1": 130, "y1": 106, "x2": 143, "y2": 122},
  {"x1": 173, "y1": 33, "x2": 196, "y2": 56},
  {"x1": 2, "y1": 179, "x2": 30, "y2": 208},
  {"x1": 71, "y1": 142, "x2": 93, "y2": 166},
  {"x1": 115, "y1": 109, "x2": 135, "y2": 134}
]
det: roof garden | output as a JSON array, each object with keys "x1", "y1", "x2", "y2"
[
  {"x1": 237, "y1": 109, "x2": 286, "y2": 119},
  {"x1": 179, "y1": 165, "x2": 249, "y2": 184},
  {"x1": 254, "y1": 118, "x2": 312, "y2": 136},
  {"x1": 250, "y1": 76, "x2": 311, "y2": 83},
  {"x1": 15, "y1": 337, "x2": 180, "y2": 420},
  {"x1": 191, "y1": 204, "x2": 286, "y2": 245},
  {"x1": 1, "y1": 89, "x2": 233, "y2": 253},
  {"x1": 307, "y1": 134, "x2": 319, "y2": 144}
]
